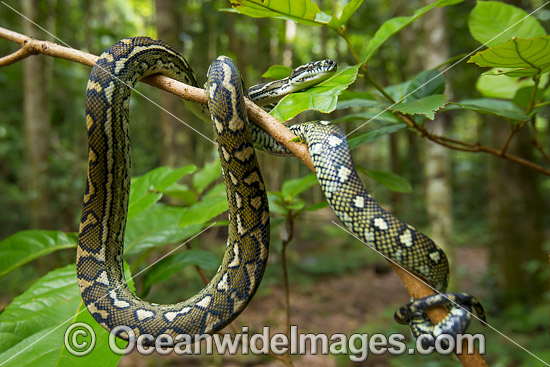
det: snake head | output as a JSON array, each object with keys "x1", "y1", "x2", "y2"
[{"x1": 288, "y1": 59, "x2": 337, "y2": 89}]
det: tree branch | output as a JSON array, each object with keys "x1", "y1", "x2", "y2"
[
  {"x1": 0, "y1": 26, "x2": 314, "y2": 171},
  {"x1": 339, "y1": 28, "x2": 549, "y2": 177}
]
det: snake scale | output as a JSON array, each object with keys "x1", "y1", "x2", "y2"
[{"x1": 77, "y1": 37, "x2": 485, "y2": 347}]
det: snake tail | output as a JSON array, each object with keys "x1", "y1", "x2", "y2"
[{"x1": 253, "y1": 120, "x2": 486, "y2": 341}]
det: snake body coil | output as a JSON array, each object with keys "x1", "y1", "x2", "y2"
[
  {"x1": 78, "y1": 37, "x2": 484, "y2": 347},
  {"x1": 78, "y1": 38, "x2": 268, "y2": 342}
]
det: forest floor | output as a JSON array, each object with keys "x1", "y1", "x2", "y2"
[{"x1": 118, "y1": 247, "x2": 488, "y2": 367}]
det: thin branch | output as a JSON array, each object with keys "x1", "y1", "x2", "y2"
[
  {"x1": 531, "y1": 120, "x2": 550, "y2": 162},
  {"x1": 363, "y1": 69, "x2": 397, "y2": 103},
  {"x1": 338, "y1": 26, "x2": 361, "y2": 64},
  {"x1": 525, "y1": 75, "x2": 541, "y2": 115},
  {"x1": 0, "y1": 46, "x2": 33, "y2": 66},
  {"x1": 279, "y1": 210, "x2": 295, "y2": 366},
  {"x1": 500, "y1": 77, "x2": 540, "y2": 155},
  {"x1": 339, "y1": 28, "x2": 398, "y2": 104},
  {"x1": 534, "y1": 100, "x2": 550, "y2": 108},
  {"x1": 399, "y1": 113, "x2": 550, "y2": 176},
  {"x1": 500, "y1": 123, "x2": 522, "y2": 156}
]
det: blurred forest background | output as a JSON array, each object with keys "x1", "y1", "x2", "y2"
[{"x1": 0, "y1": 0, "x2": 549, "y2": 366}]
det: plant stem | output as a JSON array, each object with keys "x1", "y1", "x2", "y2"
[
  {"x1": 525, "y1": 75, "x2": 541, "y2": 115},
  {"x1": 531, "y1": 120, "x2": 550, "y2": 162},
  {"x1": 279, "y1": 210, "x2": 295, "y2": 366},
  {"x1": 533, "y1": 100, "x2": 550, "y2": 108},
  {"x1": 362, "y1": 70, "x2": 397, "y2": 103},
  {"x1": 500, "y1": 122, "x2": 523, "y2": 156},
  {"x1": 338, "y1": 26, "x2": 361, "y2": 64},
  {"x1": 338, "y1": 26, "x2": 397, "y2": 103}
]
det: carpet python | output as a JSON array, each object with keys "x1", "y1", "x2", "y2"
[{"x1": 77, "y1": 36, "x2": 485, "y2": 347}]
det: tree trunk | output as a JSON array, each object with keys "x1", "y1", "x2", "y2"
[
  {"x1": 394, "y1": 0, "x2": 420, "y2": 219},
  {"x1": 422, "y1": 4, "x2": 454, "y2": 270},
  {"x1": 22, "y1": 0, "x2": 51, "y2": 229},
  {"x1": 488, "y1": 122, "x2": 546, "y2": 304},
  {"x1": 282, "y1": 20, "x2": 296, "y2": 68},
  {"x1": 155, "y1": 0, "x2": 189, "y2": 167}
]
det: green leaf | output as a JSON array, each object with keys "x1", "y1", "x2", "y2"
[
  {"x1": 143, "y1": 250, "x2": 220, "y2": 291},
  {"x1": 285, "y1": 199, "x2": 306, "y2": 211},
  {"x1": 327, "y1": 0, "x2": 364, "y2": 29},
  {"x1": 0, "y1": 230, "x2": 77, "y2": 278},
  {"x1": 361, "y1": 169, "x2": 413, "y2": 193},
  {"x1": 128, "y1": 192, "x2": 162, "y2": 220},
  {"x1": 390, "y1": 94, "x2": 447, "y2": 120},
  {"x1": 270, "y1": 65, "x2": 359, "y2": 122},
  {"x1": 58, "y1": 263, "x2": 134, "y2": 366},
  {"x1": 229, "y1": 0, "x2": 324, "y2": 27},
  {"x1": 468, "y1": 1, "x2": 546, "y2": 47},
  {"x1": 475, "y1": 71, "x2": 539, "y2": 99},
  {"x1": 348, "y1": 123, "x2": 407, "y2": 150},
  {"x1": 0, "y1": 265, "x2": 124, "y2": 366},
  {"x1": 155, "y1": 165, "x2": 198, "y2": 192},
  {"x1": 336, "y1": 91, "x2": 384, "y2": 110},
  {"x1": 513, "y1": 86, "x2": 545, "y2": 109},
  {"x1": 361, "y1": 0, "x2": 463, "y2": 63},
  {"x1": 128, "y1": 165, "x2": 197, "y2": 218},
  {"x1": 125, "y1": 204, "x2": 205, "y2": 256},
  {"x1": 385, "y1": 69, "x2": 445, "y2": 102},
  {"x1": 437, "y1": 0, "x2": 463, "y2": 5},
  {"x1": 339, "y1": 0, "x2": 363, "y2": 25},
  {"x1": 306, "y1": 200, "x2": 329, "y2": 211},
  {"x1": 468, "y1": 36, "x2": 550, "y2": 77},
  {"x1": 334, "y1": 111, "x2": 401, "y2": 124},
  {"x1": 179, "y1": 195, "x2": 228, "y2": 228},
  {"x1": 281, "y1": 174, "x2": 318, "y2": 198},
  {"x1": 406, "y1": 70, "x2": 446, "y2": 100},
  {"x1": 130, "y1": 166, "x2": 196, "y2": 201},
  {"x1": 261, "y1": 65, "x2": 292, "y2": 79},
  {"x1": 163, "y1": 183, "x2": 197, "y2": 205},
  {"x1": 446, "y1": 99, "x2": 529, "y2": 121},
  {"x1": 267, "y1": 192, "x2": 287, "y2": 216},
  {"x1": 193, "y1": 160, "x2": 221, "y2": 194}
]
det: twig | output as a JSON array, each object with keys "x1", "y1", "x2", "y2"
[
  {"x1": 500, "y1": 123, "x2": 521, "y2": 156},
  {"x1": 281, "y1": 212, "x2": 295, "y2": 338},
  {"x1": 399, "y1": 113, "x2": 550, "y2": 176},
  {"x1": 534, "y1": 100, "x2": 550, "y2": 108},
  {"x1": 531, "y1": 120, "x2": 550, "y2": 162},
  {"x1": 0, "y1": 45, "x2": 34, "y2": 66},
  {"x1": 271, "y1": 210, "x2": 296, "y2": 366}
]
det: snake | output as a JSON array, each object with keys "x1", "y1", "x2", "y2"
[{"x1": 77, "y1": 36, "x2": 485, "y2": 347}]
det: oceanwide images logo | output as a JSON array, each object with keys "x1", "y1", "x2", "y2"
[{"x1": 64, "y1": 323, "x2": 485, "y2": 361}]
